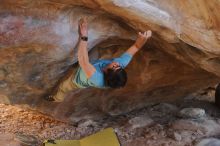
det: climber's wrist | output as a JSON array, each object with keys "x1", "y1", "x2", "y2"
[
  {"x1": 81, "y1": 36, "x2": 88, "y2": 41},
  {"x1": 133, "y1": 43, "x2": 142, "y2": 50},
  {"x1": 132, "y1": 44, "x2": 140, "y2": 51}
]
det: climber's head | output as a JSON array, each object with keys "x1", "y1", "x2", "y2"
[{"x1": 103, "y1": 62, "x2": 127, "y2": 88}]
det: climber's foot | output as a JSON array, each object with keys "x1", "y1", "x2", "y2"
[{"x1": 43, "y1": 95, "x2": 55, "y2": 102}]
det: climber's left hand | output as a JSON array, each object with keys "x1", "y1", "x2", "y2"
[{"x1": 78, "y1": 17, "x2": 88, "y2": 37}]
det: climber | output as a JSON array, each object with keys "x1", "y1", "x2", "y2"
[{"x1": 44, "y1": 18, "x2": 152, "y2": 102}]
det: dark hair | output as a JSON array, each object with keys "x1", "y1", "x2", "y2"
[{"x1": 104, "y1": 68, "x2": 127, "y2": 88}]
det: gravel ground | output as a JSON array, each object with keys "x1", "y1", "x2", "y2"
[{"x1": 1, "y1": 88, "x2": 220, "y2": 146}]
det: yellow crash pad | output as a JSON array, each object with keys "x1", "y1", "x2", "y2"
[{"x1": 44, "y1": 128, "x2": 120, "y2": 146}]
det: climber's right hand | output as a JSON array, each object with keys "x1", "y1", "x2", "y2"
[{"x1": 134, "y1": 30, "x2": 152, "y2": 49}]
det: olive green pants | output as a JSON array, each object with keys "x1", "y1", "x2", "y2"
[{"x1": 53, "y1": 73, "x2": 78, "y2": 102}]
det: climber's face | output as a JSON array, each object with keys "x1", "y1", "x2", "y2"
[{"x1": 106, "y1": 62, "x2": 121, "y2": 71}]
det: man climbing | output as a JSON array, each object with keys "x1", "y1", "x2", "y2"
[{"x1": 45, "y1": 18, "x2": 152, "y2": 102}]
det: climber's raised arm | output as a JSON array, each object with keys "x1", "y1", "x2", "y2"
[
  {"x1": 126, "y1": 30, "x2": 152, "y2": 56},
  {"x1": 77, "y1": 18, "x2": 96, "y2": 78}
]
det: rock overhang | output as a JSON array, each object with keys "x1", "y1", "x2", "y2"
[{"x1": 0, "y1": 0, "x2": 219, "y2": 122}]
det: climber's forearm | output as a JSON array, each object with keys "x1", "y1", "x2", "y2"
[
  {"x1": 126, "y1": 31, "x2": 152, "y2": 56},
  {"x1": 78, "y1": 39, "x2": 89, "y2": 64},
  {"x1": 126, "y1": 45, "x2": 139, "y2": 56},
  {"x1": 126, "y1": 40, "x2": 149, "y2": 56},
  {"x1": 77, "y1": 17, "x2": 96, "y2": 78},
  {"x1": 77, "y1": 39, "x2": 96, "y2": 78}
]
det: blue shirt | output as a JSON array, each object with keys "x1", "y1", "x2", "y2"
[{"x1": 73, "y1": 52, "x2": 132, "y2": 88}]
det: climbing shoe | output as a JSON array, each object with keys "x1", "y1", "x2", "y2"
[{"x1": 43, "y1": 95, "x2": 55, "y2": 102}]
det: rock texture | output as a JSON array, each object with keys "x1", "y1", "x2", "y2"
[
  {"x1": 196, "y1": 138, "x2": 220, "y2": 146},
  {"x1": 0, "y1": 0, "x2": 220, "y2": 122},
  {"x1": 179, "y1": 108, "x2": 205, "y2": 119},
  {"x1": 0, "y1": 91, "x2": 220, "y2": 146}
]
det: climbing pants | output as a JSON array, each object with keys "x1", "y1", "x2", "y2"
[{"x1": 53, "y1": 73, "x2": 78, "y2": 102}]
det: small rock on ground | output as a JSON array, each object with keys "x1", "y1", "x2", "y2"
[
  {"x1": 128, "y1": 114, "x2": 154, "y2": 129},
  {"x1": 179, "y1": 108, "x2": 205, "y2": 119},
  {"x1": 196, "y1": 138, "x2": 220, "y2": 146}
]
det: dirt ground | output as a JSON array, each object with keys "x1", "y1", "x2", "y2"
[{"x1": 1, "y1": 88, "x2": 220, "y2": 146}]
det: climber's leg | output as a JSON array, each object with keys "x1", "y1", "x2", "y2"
[
  {"x1": 53, "y1": 73, "x2": 78, "y2": 102},
  {"x1": 44, "y1": 73, "x2": 78, "y2": 102}
]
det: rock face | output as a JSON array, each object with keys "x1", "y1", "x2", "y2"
[{"x1": 0, "y1": 0, "x2": 220, "y2": 122}]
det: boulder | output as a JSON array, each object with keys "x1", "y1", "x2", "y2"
[
  {"x1": 0, "y1": 0, "x2": 219, "y2": 122},
  {"x1": 128, "y1": 115, "x2": 154, "y2": 129},
  {"x1": 215, "y1": 83, "x2": 220, "y2": 107},
  {"x1": 0, "y1": 133, "x2": 21, "y2": 146},
  {"x1": 171, "y1": 119, "x2": 220, "y2": 136},
  {"x1": 196, "y1": 138, "x2": 220, "y2": 146},
  {"x1": 179, "y1": 108, "x2": 206, "y2": 119}
]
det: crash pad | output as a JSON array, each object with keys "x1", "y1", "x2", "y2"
[{"x1": 43, "y1": 128, "x2": 120, "y2": 146}]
